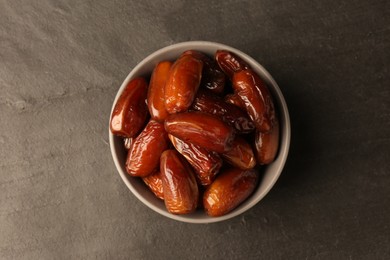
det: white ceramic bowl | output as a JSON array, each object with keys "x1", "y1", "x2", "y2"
[{"x1": 109, "y1": 41, "x2": 290, "y2": 224}]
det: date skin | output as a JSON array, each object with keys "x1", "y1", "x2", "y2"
[
  {"x1": 222, "y1": 136, "x2": 256, "y2": 170},
  {"x1": 160, "y1": 149, "x2": 199, "y2": 214},
  {"x1": 126, "y1": 120, "x2": 169, "y2": 177},
  {"x1": 182, "y1": 50, "x2": 225, "y2": 94},
  {"x1": 215, "y1": 50, "x2": 250, "y2": 79},
  {"x1": 164, "y1": 55, "x2": 203, "y2": 114},
  {"x1": 142, "y1": 171, "x2": 164, "y2": 200},
  {"x1": 165, "y1": 111, "x2": 235, "y2": 153},
  {"x1": 110, "y1": 77, "x2": 148, "y2": 137},
  {"x1": 147, "y1": 61, "x2": 172, "y2": 121},
  {"x1": 255, "y1": 118, "x2": 280, "y2": 165},
  {"x1": 192, "y1": 89, "x2": 255, "y2": 134},
  {"x1": 224, "y1": 94, "x2": 246, "y2": 111},
  {"x1": 169, "y1": 134, "x2": 222, "y2": 186},
  {"x1": 203, "y1": 168, "x2": 258, "y2": 217},
  {"x1": 233, "y1": 70, "x2": 275, "y2": 132}
]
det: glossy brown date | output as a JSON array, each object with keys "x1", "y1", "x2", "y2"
[
  {"x1": 147, "y1": 61, "x2": 172, "y2": 121},
  {"x1": 224, "y1": 94, "x2": 246, "y2": 111},
  {"x1": 126, "y1": 120, "x2": 169, "y2": 177},
  {"x1": 215, "y1": 50, "x2": 250, "y2": 79},
  {"x1": 160, "y1": 149, "x2": 199, "y2": 214},
  {"x1": 233, "y1": 70, "x2": 275, "y2": 132},
  {"x1": 142, "y1": 171, "x2": 164, "y2": 200},
  {"x1": 255, "y1": 118, "x2": 280, "y2": 165},
  {"x1": 110, "y1": 77, "x2": 148, "y2": 137},
  {"x1": 203, "y1": 168, "x2": 258, "y2": 217},
  {"x1": 169, "y1": 134, "x2": 222, "y2": 186},
  {"x1": 164, "y1": 55, "x2": 203, "y2": 114},
  {"x1": 222, "y1": 137, "x2": 256, "y2": 170},
  {"x1": 164, "y1": 111, "x2": 235, "y2": 153},
  {"x1": 182, "y1": 50, "x2": 225, "y2": 94},
  {"x1": 192, "y1": 89, "x2": 255, "y2": 134}
]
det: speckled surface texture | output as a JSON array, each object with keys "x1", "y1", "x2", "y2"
[{"x1": 1, "y1": 0, "x2": 390, "y2": 259}]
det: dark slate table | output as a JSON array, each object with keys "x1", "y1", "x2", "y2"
[{"x1": 1, "y1": 0, "x2": 389, "y2": 259}]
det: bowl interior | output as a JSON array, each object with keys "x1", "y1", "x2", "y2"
[{"x1": 109, "y1": 41, "x2": 290, "y2": 224}]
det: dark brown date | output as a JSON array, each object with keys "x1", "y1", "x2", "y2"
[
  {"x1": 164, "y1": 111, "x2": 235, "y2": 153},
  {"x1": 164, "y1": 55, "x2": 203, "y2": 114},
  {"x1": 203, "y1": 168, "x2": 258, "y2": 217},
  {"x1": 224, "y1": 94, "x2": 246, "y2": 111},
  {"x1": 182, "y1": 50, "x2": 225, "y2": 94},
  {"x1": 255, "y1": 118, "x2": 280, "y2": 165},
  {"x1": 142, "y1": 171, "x2": 164, "y2": 200},
  {"x1": 110, "y1": 77, "x2": 148, "y2": 137},
  {"x1": 169, "y1": 134, "x2": 222, "y2": 186},
  {"x1": 160, "y1": 149, "x2": 199, "y2": 214},
  {"x1": 215, "y1": 50, "x2": 250, "y2": 79},
  {"x1": 233, "y1": 70, "x2": 275, "y2": 132},
  {"x1": 126, "y1": 120, "x2": 169, "y2": 177},
  {"x1": 147, "y1": 61, "x2": 172, "y2": 121},
  {"x1": 222, "y1": 136, "x2": 256, "y2": 170},
  {"x1": 192, "y1": 89, "x2": 255, "y2": 134}
]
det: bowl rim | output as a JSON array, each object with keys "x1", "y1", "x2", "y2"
[{"x1": 109, "y1": 41, "x2": 291, "y2": 224}]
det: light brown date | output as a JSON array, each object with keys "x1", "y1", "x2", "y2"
[
  {"x1": 192, "y1": 89, "x2": 255, "y2": 134},
  {"x1": 222, "y1": 136, "x2": 256, "y2": 170},
  {"x1": 169, "y1": 134, "x2": 222, "y2": 186},
  {"x1": 142, "y1": 171, "x2": 164, "y2": 200},
  {"x1": 160, "y1": 149, "x2": 199, "y2": 214},
  {"x1": 126, "y1": 120, "x2": 169, "y2": 177},
  {"x1": 164, "y1": 111, "x2": 235, "y2": 153},
  {"x1": 110, "y1": 77, "x2": 148, "y2": 137},
  {"x1": 182, "y1": 50, "x2": 226, "y2": 94},
  {"x1": 255, "y1": 118, "x2": 280, "y2": 165},
  {"x1": 164, "y1": 54, "x2": 203, "y2": 113},
  {"x1": 203, "y1": 168, "x2": 258, "y2": 217},
  {"x1": 147, "y1": 61, "x2": 172, "y2": 121},
  {"x1": 233, "y1": 69, "x2": 275, "y2": 132},
  {"x1": 215, "y1": 50, "x2": 250, "y2": 79}
]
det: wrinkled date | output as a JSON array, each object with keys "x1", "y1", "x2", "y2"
[
  {"x1": 224, "y1": 94, "x2": 246, "y2": 110},
  {"x1": 203, "y1": 168, "x2": 258, "y2": 217},
  {"x1": 192, "y1": 89, "x2": 255, "y2": 134},
  {"x1": 215, "y1": 50, "x2": 250, "y2": 79},
  {"x1": 142, "y1": 171, "x2": 164, "y2": 200},
  {"x1": 169, "y1": 134, "x2": 222, "y2": 186},
  {"x1": 110, "y1": 49, "x2": 280, "y2": 217},
  {"x1": 165, "y1": 111, "x2": 235, "y2": 154},
  {"x1": 126, "y1": 120, "x2": 169, "y2": 177},
  {"x1": 222, "y1": 136, "x2": 256, "y2": 170},
  {"x1": 233, "y1": 70, "x2": 275, "y2": 132},
  {"x1": 147, "y1": 61, "x2": 172, "y2": 121},
  {"x1": 165, "y1": 54, "x2": 203, "y2": 114},
  {"x1": 255, "y1": 119, "x2": 280, "y2": 165},
  {"x1": 182, "y1": 50, "x2": 226, "y2": 94},
  {"x1": 160, "y1": 149, "x2": 199, "y2": 214},
  {"x1": 110, "y1": 77, "x2": 148, "y2": 137}
]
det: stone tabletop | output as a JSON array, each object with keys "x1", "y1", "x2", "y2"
[{"x1": 1, "y1": 0, "x2": 389, "y2": 259}]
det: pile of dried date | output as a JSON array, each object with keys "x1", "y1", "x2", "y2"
[{"x1": 110, "y1": 50, "x2": 279, "y2": 217}]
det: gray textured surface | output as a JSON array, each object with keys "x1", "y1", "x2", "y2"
[{"x1": 1, "y1": 0, "x2": 390, "y2": 259}]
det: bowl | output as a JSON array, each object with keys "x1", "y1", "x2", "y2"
[{"x1": 109, "y1": 41, "x2": 290, "y2": 224}]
